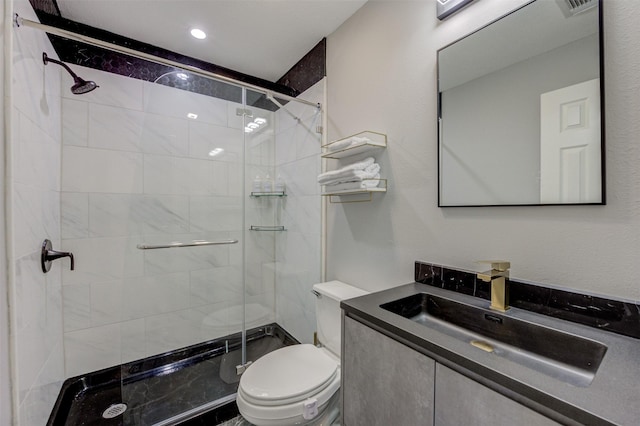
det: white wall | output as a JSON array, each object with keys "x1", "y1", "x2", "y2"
[
  {"x1": 1, "y1": 0, "x2": 12, "y2": 423},
  {"x1": 326, "y1": 0, "x2": 640, "y2": 301},
  {"x1": 8, "y1": 1, "x2": 65, "y2": 425}
]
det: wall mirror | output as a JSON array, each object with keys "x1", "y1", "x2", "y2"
[{"x1": 438, "y1": 0, "x2": 604, "y2": 207}]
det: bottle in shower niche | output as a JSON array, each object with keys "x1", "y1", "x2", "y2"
[
  {"x1": 262, "y1": 174, "x2": 273, "y2": 193},
  {"x1": 274, "y1": 175, "x2": 286, "y2": 193},
  {"x1": 252, "y1": 175, "x2": 263, "y2": 193}
]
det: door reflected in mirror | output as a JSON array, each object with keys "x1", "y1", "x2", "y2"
[{"x1": 438, "y1": 0, "x2": 604, "y2": 207}]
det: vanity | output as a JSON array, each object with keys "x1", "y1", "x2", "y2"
[{"x1": 340, "y1": 263, "x2": 640, "y2": 426}]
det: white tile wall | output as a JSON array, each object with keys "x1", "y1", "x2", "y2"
[
  {"x1": 9, "y1": 3, "x2": 65, "y2": 424},
  {"x1": 60, "y1": 68, "x2": 286, "y2": 376},
  {"x1": 62, "y1": 146, "x2": 144, "y2": 194},
  {"x1": 273, "y1": 80, "x2": 324, "y2": 344}
]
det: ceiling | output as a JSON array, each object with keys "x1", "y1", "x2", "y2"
[{"x1": 56, "y1": 0, "x2": 368, "y2": 82}]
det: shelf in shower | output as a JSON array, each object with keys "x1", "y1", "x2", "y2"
[
  {"x1": 250, "y1": 191, "x2": 287, "y2": 197},
  {"x1": 249, "y1": 225, "x2": 286, "y2": 232}
]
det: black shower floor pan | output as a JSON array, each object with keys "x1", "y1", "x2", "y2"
[{"x1": 48, "y1": 323, "x2": 297, "y2": 426}]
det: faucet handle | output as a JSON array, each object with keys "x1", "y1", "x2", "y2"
[{"x1": 476, "y1": 260, "x2": 510, "y2": 272}]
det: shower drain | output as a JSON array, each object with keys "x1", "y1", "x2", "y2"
[{"x1": 102, "y1": 403, "x2": 127, "y2": 419}]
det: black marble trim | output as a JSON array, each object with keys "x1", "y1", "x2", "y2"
[
  {"x1": 277, "y1": 38, "x2": 326, "y2": 95},
  {"x1": 414, "y1": 261, "x2": 640, "y2": 339}
]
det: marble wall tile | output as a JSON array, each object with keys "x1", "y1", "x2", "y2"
[
  {"x1": 87, "y1": 194, "x2": 189, "y2": 237},
  {"x1": 18, "y1": 381, "x2": 63, "y2": 426},
  {"x1": 195, "y1": 302, "x2": 235, "y2": 342},
  {"x1": 143, "y1": 81, "x2": 228, "y2": 126},
  {"x1": 62, "y1": 146, "x2": 143, "y2": 193},
  {"x1": 88, "y1": 103, "x2": 145, "y2": 152},
  {"x1": 14, "y1": 110, "x2": 61, "y2": 191},
  {"x1": 189, "y1": 266, "x2": 243, "y2": 307},
  {"x1": 90, "y1": 280, "x2": 124, "y2": 326},
  {"x1": 279, "y1": 195, "x2": 321, "y2": 234},
  {"x1": 277, "y1": 156, "x2": 320, "y2": 197},
  {"x1": 141, "y1": 113, "x2": 189, "y2": 156},
  {"x1": 143, "y1": 155, "x2": 228, "y2": 196},
  {"x1": 10, "y1": 5, "x2": 65, "y2": 424},
  {"x1": 188, "y1": 120, "x2": 243, "y2": 163},
  {"x1": 14, "y1": 252, "x2": 58, "y2": 401},
  {"x1": 64, "y1": 323, "x2": 122, "y2": 377},
  {"x1": 120, "y1": 319, "x2": 147, "y2": 363},
  {"x1": 12, "y1": 56, "x2": 62, "y2": 141},
  {"x1": 62, "y1": 98, "x2": 88, "y2": 146},
  {"x1": 189, "y1": 196, "x2": 243, "y2": 232},
  {"x1": 275, "y1": 125, "x2": 298, "y2": 166},
  {"x1": 62, "y1": 284, "x2": 91, "y2": 332},
  {"x1": 63, "y1": 64, "x2": 144, "y2": 111},
  {"x1": 12, "y1": 185, "x2": 60, "y2": 259},
  {"x1": 61, "y1": 237, "x2": 144, "y2": 286},
  {"x1": 61, "y1": 192, "x2": 89, "y2": 239},
  {"x1": 144, "y1": 310, "x2": 204, "y2": 355},
  {"x1": 121, "y1": 273, "x2": 191, "y2": 321}
]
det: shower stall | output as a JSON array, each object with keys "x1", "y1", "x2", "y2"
[{"x1": 7, "y1": 8, "x2": 324, "y2": 425}]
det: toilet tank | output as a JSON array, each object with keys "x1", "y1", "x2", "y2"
[{"x1": 313, "y1": 280, "x2": 369, "y2": 356}]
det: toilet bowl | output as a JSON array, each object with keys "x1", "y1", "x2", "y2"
[{"x1": 236, "y1": 281, "x2": 369, "y2": 425}]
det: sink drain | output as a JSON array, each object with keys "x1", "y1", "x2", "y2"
[{"x1": 102, "y1": 403, "x2": 127, "y2": 419}]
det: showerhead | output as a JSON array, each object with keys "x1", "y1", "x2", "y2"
[{"x1": 43, "y1": 52, "x2": 99, "y2": 95}]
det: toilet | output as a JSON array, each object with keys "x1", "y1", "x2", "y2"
[{"x1": 236, "y1": 280, "x2": 369, "y2": 425}]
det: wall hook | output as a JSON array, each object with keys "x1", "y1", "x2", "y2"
[{"x1": 41, "y1": 239, "x2": 74, "y2": 273}]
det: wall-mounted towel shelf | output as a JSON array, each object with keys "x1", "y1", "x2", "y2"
[
  {"x1": 322, "y1": 187, "x2": 387, "y2": 203},
  {"x1": 250, "y1": 191, "x2": 286, "y2": 197},
  {"x1": 321, "y1": 131, "x2": 388, "y2": 203},
  {"x1": 250, "y1": 225, "x2": 286, "y2": 232},
  {"x1": 321, "y1": 131, "x2": 387, "y2": 159}
]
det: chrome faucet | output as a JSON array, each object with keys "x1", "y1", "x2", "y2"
[{"x1": 477, "y1": 261, "x2": 510, "y2": 312}]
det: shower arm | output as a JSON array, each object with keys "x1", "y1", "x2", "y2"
[
  {"x1": 43, "y1": 52, "x2": 81, "y2": 81},
  {"x1": 14, "y1": 14, "x2": 321, "y2": 109}
]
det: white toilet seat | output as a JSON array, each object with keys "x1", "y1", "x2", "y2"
[{"x1": 237, "y1": 344, "x2": 341, "y2": 425}]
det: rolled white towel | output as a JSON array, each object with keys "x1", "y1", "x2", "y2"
[
  {"x1": 327, "y1": 136, "x2": 372, "y2": 152},
  {"x1": 317, "y1": 157, "x2": 375, "y2": 182},
  {"x1": 324, "y1": 174, "x2": 381, "y2": 192},
  {"x1": 320, "y1": 164, "x2": 381, "y2": 186}
]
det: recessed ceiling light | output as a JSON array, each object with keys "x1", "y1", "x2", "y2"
[
  {"x1": 187, "y1": 113, "x2": 198, "y2": 119},
  {"x1": 190, "y1": 28, "x2": 207, "y2": 40},
  {"x1": 247, "y1": 123, "x2": 260, "y2": 129},
  {"x1": 254, "y1": 118, "x2": 267, "y2": 125}
]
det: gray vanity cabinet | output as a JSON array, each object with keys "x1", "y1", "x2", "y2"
[
  {"x1": 434, "y1": 364, "x2": 560, "y2": 426},
  {"x1": 342, "y1": 316, "x2": 435, "y2": 426},
  {"x1": 343, "y1": 316, "x2": 561, "y2": 426}
]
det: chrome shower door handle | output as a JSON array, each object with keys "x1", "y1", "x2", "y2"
[{"x1": 41, "y1": 239, "x2": 75, "y2": 273}]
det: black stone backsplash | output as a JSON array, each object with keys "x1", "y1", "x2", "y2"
[{"x1": 415, "y1": 261, "x2": 640, "y2": 339}]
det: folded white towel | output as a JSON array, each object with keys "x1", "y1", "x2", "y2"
[
  {"x1": 327, "y1": 136, "x2": 372, "y2": 152},
  {"x1": 317, "y1": 157, "x2": 375, "y2": 183},
  {"x1": 319, "y1": 164, "x2": 381, "y2": 186},
  {"x1": 324, "y1": 174, "x2": 381, "y2": 192}
]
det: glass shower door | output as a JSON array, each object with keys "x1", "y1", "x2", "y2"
[{"x1": 106, "y1": 73, "x2": 249, "y2": 424}]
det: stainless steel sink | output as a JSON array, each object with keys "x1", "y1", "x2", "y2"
[{"x1": 380, "y1": 293, "x2": 607, "y2": 387}]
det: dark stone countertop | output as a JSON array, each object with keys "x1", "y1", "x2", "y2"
[{"x1": 341, "y1": 283, "x2": 640, "y2": 426}]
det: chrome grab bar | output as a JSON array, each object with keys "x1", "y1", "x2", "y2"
[{"x1": 136, "y1": 239, "x2": 238, "y2": 250}]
